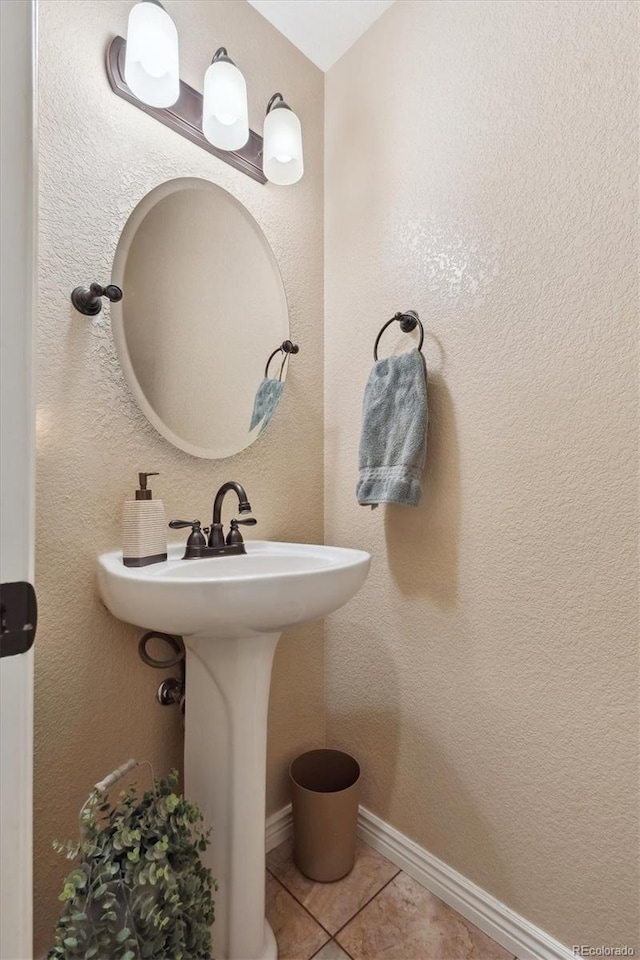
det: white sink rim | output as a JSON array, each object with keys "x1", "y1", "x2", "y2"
[{"x1": 98, "y1": 540, "x2": 371, "y2": 585}]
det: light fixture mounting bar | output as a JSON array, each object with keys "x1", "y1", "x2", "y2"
[{"x1": 106, "y1": 36, "x2": 266, "y2": 185}]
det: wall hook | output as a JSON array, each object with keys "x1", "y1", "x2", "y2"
[{"x1": 71, "y1": 282, "x2": 123, "y2": 316}]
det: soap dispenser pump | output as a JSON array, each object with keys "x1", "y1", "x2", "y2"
[{"x1": 122, "y1": 472, "x2": 168, "y2": 567}]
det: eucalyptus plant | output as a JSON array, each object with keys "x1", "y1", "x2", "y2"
[{"x1": 49, "y1": 770, "x2": 216, "y2": 960}]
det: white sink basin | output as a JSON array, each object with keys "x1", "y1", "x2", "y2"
[
  {"x1": 98, "y1": 541, "x2": 370, "y2": 639},
  {"x1": 97, "y1": 539, "x2": 370, "y2": 960}
]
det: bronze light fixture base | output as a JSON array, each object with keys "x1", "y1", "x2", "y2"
[{"x1": 106, "y1": 36, "x2": 267, "y2": 185}]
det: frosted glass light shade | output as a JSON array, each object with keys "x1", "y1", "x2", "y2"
[
  {"x1": 263, "y1": 106, "x2": 304, "y2": 186},
  {"x1": 124, "y1": 1, "x2": 179, "y2": 108},
  {"x1": 202, "y1": 59, "x2": 249, "y2": 151}
]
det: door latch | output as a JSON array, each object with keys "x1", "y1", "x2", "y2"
[{"x1": 0, "y1": 581, "x2": 37, "y2": 658}]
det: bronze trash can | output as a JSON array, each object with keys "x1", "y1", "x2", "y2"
[{"x1": 289, "y1": 749, "x2": 360, "y2": 882}]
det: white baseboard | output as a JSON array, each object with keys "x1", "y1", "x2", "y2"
[
  {"x1": 265, "y1": 803, "x2": 573, "y2": 960},
  {"x1": 265, "y1": 802, "x2": 293, "y2": 853},
  {"x1": 358, "y1": 807, "x2": 573, "y2": 960}
]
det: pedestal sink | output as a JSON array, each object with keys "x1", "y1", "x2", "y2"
[{"x1": 97, "y1": 541, "x2": 370, "y2": 960}]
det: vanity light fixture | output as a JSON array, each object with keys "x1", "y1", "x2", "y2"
[
  {"x1": 124, "y1": 0, "x2": 179, "y2": 108},
  {"x1": 202, "y1": 48, "x2": 249, "y2": 151},
  {"x1": 263, "y1": 93, "x2": 304, "y2": 186},
  {"x1": 108, "y1": 4, "x2": 305, "y2": 185}
]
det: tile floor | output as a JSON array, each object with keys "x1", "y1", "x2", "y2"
[{"x1": 266, "y1": 839, "x2": 517, "y2": 960}]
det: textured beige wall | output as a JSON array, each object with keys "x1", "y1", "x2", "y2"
[
  {"x1": 35, "y1": 1, "x2": 323, "y2": 952},
  {"x1": 325, "y1": 0, "x2": 638, "y2": 949}
]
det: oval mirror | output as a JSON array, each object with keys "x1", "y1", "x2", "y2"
[{"x1": 112, "y1": 178, "x2": 290, "y2": 459}]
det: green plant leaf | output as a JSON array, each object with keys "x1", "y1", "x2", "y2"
[{"x1": 51, "y1": 770, "x2": 215, "y2": 959}]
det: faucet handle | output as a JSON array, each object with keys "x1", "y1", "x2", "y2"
[
  {"x1": 169, "y1": 519, "x2": 207, "y2": 556},
  {"x1": 226, "y1": 517, "x2": 257, "y2": 547},
  {"x1": 169, "y1": 519, "x2": 205, "y2": 543}
]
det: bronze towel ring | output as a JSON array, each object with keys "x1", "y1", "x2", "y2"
[
  {"x1": 374, "y1": 311, "x2": 424, "y2": 361},
  {"x1": 265, "y1": 340, "x2": 300, "y2": 380}
]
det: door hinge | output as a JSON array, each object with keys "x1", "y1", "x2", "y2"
[{"x1": 0, "y1": 581, "x2": 37, "y2": 658}]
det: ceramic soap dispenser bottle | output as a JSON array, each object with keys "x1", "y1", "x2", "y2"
[{"x1": 122, "y1": 472, "x2": 168, "y2": 567}]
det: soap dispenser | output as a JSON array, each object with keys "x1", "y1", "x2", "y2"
[{"x1": 122, "y1": 472, "x2": 168, "y2": 567}]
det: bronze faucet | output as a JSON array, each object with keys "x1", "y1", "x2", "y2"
[
  {"x1": 169, "y1": 481, "x2": 256, "y2": 559},
  {"x1": 208, "y1": 481, "x2": 252, "y2": 547}
]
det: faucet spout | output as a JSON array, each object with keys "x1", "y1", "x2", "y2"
[{"x1": 209, "y1": 481, "x2": 252, "y2": 548}]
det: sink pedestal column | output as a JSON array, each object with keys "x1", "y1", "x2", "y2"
[{"x1": 184, "y1": 631, "x2": 281, "y2": 960}]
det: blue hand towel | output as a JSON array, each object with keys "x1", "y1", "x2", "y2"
[
  {"x1": 357, "y1": 348, "x2": 428, "y2": 507},
  {"x1": 249, "y1": 378, "x2": 285, "y2": 435}
]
